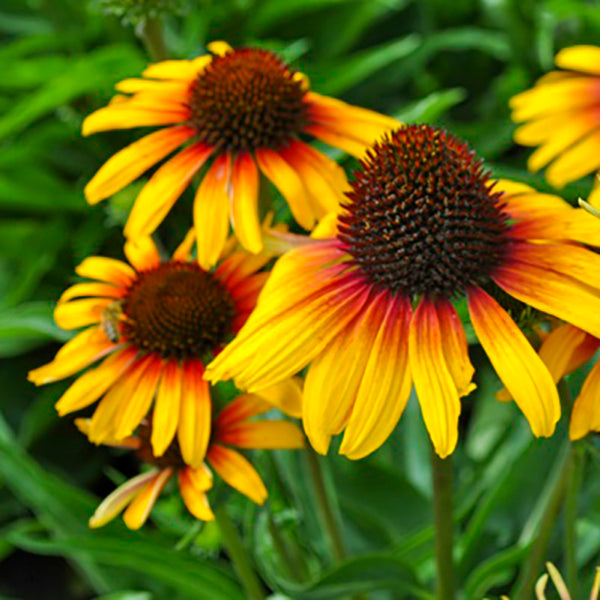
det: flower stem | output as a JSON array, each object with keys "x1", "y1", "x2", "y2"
[
  {"x1": 214, "y1": 504, "x2": 265, "y2": 600},
  {"x1": 564, "y1": 443, "x2": 583, "y2": 595},
  {"x1": 138, "y1": 16, "x2": 169, "y2": 61},
  {"x1": 431, "y1": 449, "x2": 455, "y2": 600},
  {"x1": 305, "y1": 447, "x2": 346, "y2": 561},
  {"x1": 513, "y1": 444, "x2": 571, "y2": 600}
]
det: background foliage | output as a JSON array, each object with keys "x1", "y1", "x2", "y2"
[{"x1": 2, "y1": 0, "x2": 600, "y2": 599}]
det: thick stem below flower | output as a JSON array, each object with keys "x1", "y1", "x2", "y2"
[
  {"x1": 431, "y1": 449, "x2": 456, "y2": 600},
  {"x1": 138, "y1": 16, "x2": 169, "y2": 62}
]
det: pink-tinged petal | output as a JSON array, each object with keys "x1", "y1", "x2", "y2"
[
  {"x1": 124, "y1": 143, "x2": 213, "y2": 239},
  {"x1": 194, "y1": 153, "x2": 231, "y2": 270},
  {"x1": 230, "y1": 153, "x2": 262, "y2": 254},
  {"x1": 84, "y1": 126, "x2": 195, "y2": 204},
  {"x1": 468, "y1": 287, "x2": 560, "y2": 437}
]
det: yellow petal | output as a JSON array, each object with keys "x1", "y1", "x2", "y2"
[
  {"x1": 218, "y1": 420, "x2": 305, "y2": 449},
  {"x1": 142, "y1": 56, "x2": 211, "y2": 80},
  {"x1": 408, "y1": 299, "x2": 461, "y2": 459},
  {"x1": 124, "y1": 143, "x2": 213, "y2": 239},
  {"x1": 178, "y1": 361, "x2": 211, "y2": 468},
  {"x1": 58, "y1": 282, "x2": 123, "y2": 304},
  {"x1": 75, "y1": 256, "x2": 136, "y2": 286},
  {"x1": 151, "y1": 360, "x2": 183, "y2": 457},
  {"x1": 254, "y1": 378, "x2": 303, "y2": 418},
  {"x1": 555, "y1": 45, "x2": 600, "y2": 75},
  {"x1": 230, "y1": 153, "x2": 262, "y2": 254},
  {"x1": 194, "y1": 153, "x2": 231, "y2": 270},
  {"x1": 207, "y1": 41, "x2": 233, "y2": 56},
  {"x1": 178, "y1": 469, "x2": 215, "y2": 521},
  {"x1": 570, "y1": 360, "x2": 600, "y2": 440},
  {"x1": 172, "y1": 228, "x2": 196, "y2": 262},
  {"x1": 124, "y1": 236, "x2": 161, "y2": 271},
  {"x1": 207, "y1": 444, "x2": 267, "y2": 504},
  {"x1": 544, "y1": 129, "x2": 600, "y2": 188},
  {"x1": 54, "y1": 298, "x2": 112, "y2": 330},
  {"x1": 85, "y1": 126, "x2": 195, "y2": 204},
  {"x1": 468, "y1": 287, "x2": 560, "y2": 437},
  {"x1": 123, "y1": 468, "x2": 173, "y2": 529}
]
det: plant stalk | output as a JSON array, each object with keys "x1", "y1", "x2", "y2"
[
  {"x1": 431, "y1": 449, "x2": 455, "y2": 600},
  {"x1": 564, "y1": 443, "x2": 583, "y2": 595},
  {"x1": 138, "y1": 16, "x2": 169, "y2": 61},
  {"x1": 214, "y1": 505, "x2": 265, "y2": 600}
]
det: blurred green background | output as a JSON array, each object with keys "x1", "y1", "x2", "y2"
[{"x1": 2, "y1": 1, "x2": 600, "y2": 599}]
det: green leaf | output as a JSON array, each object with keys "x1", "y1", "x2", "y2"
[
  {"x1": 94, "y1": 593, "x2": 152, "y2": 600},
  {"x1": 0, "y1": 302, "x2": 70, "y2": 357},
  {"x1": 395, "y1": 88, "x2": 467, "y2": 123}
]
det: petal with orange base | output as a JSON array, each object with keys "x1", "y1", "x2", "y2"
[
  {"x1": 75, "y1": 257, "x2": 136, "y2": 286},
  {"x1": 570, "y1": 360, "x2": 600, "y2": 440},
  {"x1": 54, "y1": 298, "x2": 112, "y2": 330},
  {"x1": 58, "y1": 282, "x2": 123, "y2": 304},
  {"x1": 85, "y1": 126, "x2": 195, "y2": 205},
  {"x1": 194, "y1": 153, "x2": 231, "y2": 269},
  {"x1": 408, "y1": 299, "x2": 461, "y2": 458},
  {"x1": 207, "y1": 444, "x2": 267, "y2": 505},
  {"x1": 178, "y1": 360, "x2": 211, "y2": 468},
  {"x1": 54, "y1": 348, "x2": 137, "y2": 416},
  {"x1": 218, "y1": 420, "x2": 305, "y2": 449},
  {"x1": 89, "y1": 469, "x2": 160, "y2": 528},
  {"x1": 172, "y1": 228, "x2": 196, "y2": 262},
  {"x1": 468, "y1": 287, "x2": 559, "y2": 437},
  {"x1": 340, "y1": 294, "x2": 412, "y2": 459},
  {"x1": 152, "y1": 359, "x2": 183, "y2": 457},
  {"x1": 124, "y1": 142, "x2": 213, "y2": 239},
  {"x1": 230, "y1": 153, "x2": 262, "y2": 254},
  {"x1": 28, "y1": 326, "x2": 116, "y2": 385},
  {"x1": 539, "y1": 324, "x2": 600, "y2": 382},
  {"x1": 255, "y1": 148, "x2": 315, "y2": 230},
  {"x1": 123, "y1": 468, "x2": 173, "y2": 530},
  {"x1": 124, "y1": 237, "x2": 161, "y2": 272},
  {"x1": 178, "y1": 469, "x2": 215, "y2": 521}
]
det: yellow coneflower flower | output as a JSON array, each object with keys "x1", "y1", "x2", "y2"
[
  {"x1": 511, "y1": 45, "x2": 600, "y2": 189},
  {"x1": 28, "y1": 232, "x2": 292, "y2": 467},
  {"x1": 77, "y1": 392, "x2": 304, "y2": 529},
  {"x1": 207, "y1": 124, "x2": 600, "y2": 459},
  {"x1": 83, "y1": 40, "x2": 400, "y2": 268}
]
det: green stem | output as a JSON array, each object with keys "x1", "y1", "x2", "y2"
[
  {"x1": 138, "y1": 16, "x2": 169, "y2": 61},
  {"x1": 513, "y1": 446, "x2": 571, "y2": 600},
  {"x1": 305, "y1": 447, "x2": 345, "y2": 561},
  {"x1": 564, "y1": 444, "x2": 583, "y2": 595},
  {"x1": 431, "y1": 449, "x2": 455, "y2": 600},
  {"x1": 214, "y1": 505, "x2": 265, "y2": 600}
]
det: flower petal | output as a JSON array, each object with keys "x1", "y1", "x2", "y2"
[
  {"x1": 230, "y1": 153, "x2": 262, "y2": 254},
  {"x1": 570, "y1": 360, "x2": 600, "y2": 440},
  {"x1": 178, "y1": 468, "x2": 215, "y2": 521},
  {"x1": 151, "y1": 360, "x2": 183, "y2": 457},
  {"x1": 254, "y1": 378, "x2": 303, "y2": 418},
  {"x1": 207, "y1": 444, "x2": 267, "y2": 505},
  {"x1": 124, "y1": 142, "x2": 213, "y2": 239},
  {"x1": 218, "y1": 420, "x2": 305, "y2": 449},
  {"x1": 54, "y1": 298, "x2": 112, "y2": 330},
  {"x1": 468, "y1": 287, "x2": 560, "y2": 437},
  {"x1": 58, "y1": 282, "x2": 123, "y2": 304},
  {"x1": 555, "y1": 45, "x2": 600, "y2": 75},
  {"x1": 84, "y1": 126, "x2": 195, "y2": 204},
  {"x1": 124, "y1": 237, "x2": 162, "y2": 272},
  {"x1": 194, "y1": 153, "x2": 231, "y2": 270},
  {"x1": 75, "y1": 257, "x2": 136, "y2": 286},
  {"x1": 123, "y1": 468, "x2": 173, "y2": 530}
]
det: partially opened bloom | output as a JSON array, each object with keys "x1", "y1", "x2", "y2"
[
  {"x1": 78, "y1": 392, "x2": 304, "y2": 529},
  {"x1": 28, "y1": 232, "x2": 284, "y2": 467},
  {"x1": 207, "y1": 124, "x2": 600, "y2": 459},
  {"x1": 83, "y1": 40, "x2": 400, "y2": 267},
  {"x1": 511, "y1": 45, "x2": 600, "y2": 189}
]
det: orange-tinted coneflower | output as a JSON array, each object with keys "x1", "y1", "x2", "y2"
[
  {"x1": 511, "y1": 45, "x2": 600, "y2": 189},
  {"x1": 28, "y1": 232, "x2": 291, "y2": 467},
  {"x1": 83, "y1": 41, "x2": 400, "y2": 268},
  {"x1": 77, "y1": 392, "x2": 304, "y2": 529},
  {"x1": 207, "y1": 124, "x2": 600, "y2": 459}
]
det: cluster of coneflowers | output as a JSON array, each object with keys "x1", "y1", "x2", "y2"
[{"x1": 28, "y1": 39, "x2": 600, "y2": 536}]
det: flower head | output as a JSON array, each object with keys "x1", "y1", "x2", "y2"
[
  {"x1": 83, "y1": 41, "x2": 400, "y2": 268},
  {"x1": 78, "y1": 391, "x2": 304, "y2": 529},
  {"x1": 207, "y1": 124, "x2": 600, "y2": 459},
  {"x1": 511, "y1": 45, "x2": 600, "y2": 188},
  {"x1": 28, "y1": 231, "x2": 280, "y2": 467}
]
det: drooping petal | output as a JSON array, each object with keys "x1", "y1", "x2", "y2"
[
  {"x1": 408, "y1": 299, "x2": 461, "y2": 459},
  {"x1": 194, "y1": 153, "x2": 231, "y2": 270},
  {"x1": 468, "y1": 287, "x2": 560, "y2": 437},
  {"x1": 123, "y1": 468, "x2": 173, "y2": 530},
  {"x1": 151, "y1": 360, "x2": 183, "y2": 457},
  {"x1": 570, "y1": 360, "x2": 600, "y2": 440},
  {"x1": 124, "y1": 237, "x2": 162, "y2": 272},
  {"x1": 230, "y1": 153, "x2": 262, "y2": 254},
  {"x1": 75, "y1": 257, "x2": 136, "y2": 286},
  {"x1": 538, "y1": 324, "x2": 600, "y2": 382},
  {"x1": 207, "y1": 444, "x2": 267, "y2": 504},
  {"x1": 255, "y1": 148, "x2": 316, "y2": 230},
  {"x1": 178, "y1": 360, "x2": 211, "y2": 468},
  {"x1": 54, "y1": 348, "x2": 137, "y2": 416},
  {"x1": 84, "y1": 126, "x2": 195, "y2": 204},
  {"x1": 28, "y1": 326, "x2": 116, "y2": 384},
  {"x1": 124, "y1": 143, "x2": 213, "y2": 239},
  {"x1": 178, "y1": 468, "x2": 215, "y2": 521},
  {"x1": 218, "y1": 420, "x2": 305, "y2": 449},
  {"x1": 89, "y1": 469, "x2": 160, "y2": 528}
]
